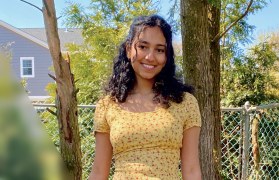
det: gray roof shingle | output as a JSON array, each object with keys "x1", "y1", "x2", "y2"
[{"x1": 20, "y1": 28, "x2": 83, "y2": 51}]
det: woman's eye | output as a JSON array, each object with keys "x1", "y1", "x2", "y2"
[
  {"x1": 157, "y1": 49, "x2": 165, "y2": 53},
  {"x1": 137, "y1": 45, "x2": 147, "y2": 50}
]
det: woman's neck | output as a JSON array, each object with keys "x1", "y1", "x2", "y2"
[{"x1": 132, "y1": 79, "x2": 154, "y2": 95}]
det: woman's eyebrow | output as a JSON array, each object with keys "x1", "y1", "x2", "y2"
[
  {"x1": 138, "y1": 40, "x2": 149, "y2": 44},
  {"x1": 138, "y1": 39, "x2": 166, "y2": 47}
]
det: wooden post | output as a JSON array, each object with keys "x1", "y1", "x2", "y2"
[{"x1": 251, "y1": 112, "x2": 260, "y2": 179}]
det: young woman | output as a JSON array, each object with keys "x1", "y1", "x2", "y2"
[{"x1": 89, "y1": 14, "x2": 202, "y2": 180}]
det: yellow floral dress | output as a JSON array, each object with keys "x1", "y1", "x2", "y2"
[{"x1": 93, "y1": 92, "x2": 201, "y2": 180}]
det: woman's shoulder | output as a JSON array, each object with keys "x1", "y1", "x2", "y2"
[
  {"x1": 170, "y1": 92, "x2": 199, "y2": 110},
  {"x1": 180, "y1": 92, "x2": 200, "y2": 112},
  {"x1": 95, "y1": 95, "x2": 114, "y2": 108},
  {"x1": 182, "y1": 92, "x2": 198, "y2": 103}
]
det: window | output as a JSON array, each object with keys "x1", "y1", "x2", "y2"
[{"x1": 20, "y1": 57, "x2": 34, "y2": 78}]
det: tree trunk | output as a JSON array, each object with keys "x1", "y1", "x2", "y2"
[
  {"x1": 180, "y1": 0, "x2": 221, "y2": 179},
  {"x1": 42, "y1": 1, "x2": 82, "y2": 179},
  {"x1": 208, "y1": 1, "x2": 222, "y2": 179}
]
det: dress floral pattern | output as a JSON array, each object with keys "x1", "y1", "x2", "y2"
[{"x1": 93, "y1": 92, "x2": 201, "y2": 180}]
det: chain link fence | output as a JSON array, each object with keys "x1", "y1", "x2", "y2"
[
  {"x1": 33, "y1": 103, "x2": 96, "y2": 179},
  {"x1": 33, "y1": 102, "x2": 279, "y2": 180},
  {"x1": 221, "y1": 103, "x2": 279, "y2": 180}
]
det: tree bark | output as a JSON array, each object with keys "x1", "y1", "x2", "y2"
[
  {"x1": 208, "y1": 1, "x2": 222, "y2": 179},
  {"x1": 42, "y1": 0, "x2": 82, "y2": 179},
  {"x1": 180, "y1": 0, "x2": 221, "y2": 179}
]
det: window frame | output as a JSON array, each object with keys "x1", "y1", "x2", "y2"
[{"x1": 20, "y1": 57, "x2": 35, "y2": 78}]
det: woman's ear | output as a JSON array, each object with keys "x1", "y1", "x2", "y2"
[{"x1": 126, "y1": 46, "x2": 131, "y2": 59}]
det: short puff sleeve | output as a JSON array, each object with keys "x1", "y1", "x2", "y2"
[
  {"x1": 93, "y1": 96, "x2": 110, "y2": 135},
  {"x1": 183, "y1": 93, "x2": 202, "y2": 131}
]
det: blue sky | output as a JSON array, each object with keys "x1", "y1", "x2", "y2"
[{"x1": 0, "y1": 0, "x2": 278, "y2": 40}]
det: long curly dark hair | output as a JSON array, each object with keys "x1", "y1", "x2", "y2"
[{"x1": 105, "y1": 14, "x2": 193, "y2": 107}]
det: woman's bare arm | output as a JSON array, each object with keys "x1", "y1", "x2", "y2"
[
  {"x1": 180, "y1": 126, "x2": 201, "y2": 180},
  {"x1": 88, "y1": 132, "x2": 113, "y2": 180}
]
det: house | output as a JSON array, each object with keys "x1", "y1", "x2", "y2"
[{"x1": 0, "y1": 20, "x2": 83, "y2": 101}]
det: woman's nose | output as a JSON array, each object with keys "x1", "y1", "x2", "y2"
[{"x1": 145, "y1": 50, "x2": 155, "y2": 61}]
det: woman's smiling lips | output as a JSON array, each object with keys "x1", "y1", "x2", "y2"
[{"x1": 142, "y1": 63, "x2": 155, "y2": 70}]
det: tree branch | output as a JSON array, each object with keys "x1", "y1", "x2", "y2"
[
  {"x1": 46, "y1": 107, "x2": 57, "y2": 116},
  {"x1": 48, "y1": 73, "x2": 63, "y2": 84},
  {"x1": 20, "y1": 0, "x2": 63, "y2": 20},
  {"x1": 48, "y1": 73, "x2": 56, "y2": 81},
  {"x1": 19, "y1": 0, "x2": 43, "y2": 12},
  {"x1": 212, "y1": 0, "x2": 253, "y2": 43}
]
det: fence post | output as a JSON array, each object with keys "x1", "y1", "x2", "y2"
[
  {"x1": 238, "y1": 112, "x2": 243, "y2": 180},
  {"x1": 242, "y1": 101, "x2": 251, "y2": 180}
]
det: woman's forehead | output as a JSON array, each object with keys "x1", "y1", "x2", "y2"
[{"x1": 133, "y1": 26, "x2": 166, "y2": 45}]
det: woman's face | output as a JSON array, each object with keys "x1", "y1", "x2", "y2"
[{"x1": 127, "y1": 26, "x2": 167, "y2": 84}]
